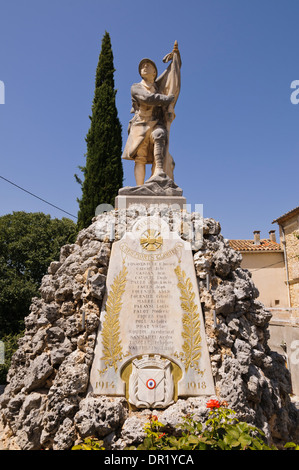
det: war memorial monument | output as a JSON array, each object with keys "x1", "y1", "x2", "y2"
[{"x1": 0, "y1": 42, "x2": 298, "y2": 450}]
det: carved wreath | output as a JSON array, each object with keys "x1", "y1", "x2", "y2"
[
  {"x1": 174, "y1": 265, "x2": 202, "y2": 371},
  {"x1": 99, "y1": 264, "x2": 127, "y2": 374}
]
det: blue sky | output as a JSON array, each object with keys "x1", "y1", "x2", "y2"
[{"x1": 0, "y1": 0, "x2": 298, "y2": 240}]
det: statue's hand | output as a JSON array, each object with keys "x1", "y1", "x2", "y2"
[
  {"x1": 160, "y1": 93, "x2": 175, "y2": 106},
  {"x1": 162, "y1": 52, "x2": 173, "y2": 64},
  {"x1": 167, "y1": 111, "x2": 175, "y2": 123},
  {"x1": 167, "y1": 94, "x2": 175, "y2": 103}
]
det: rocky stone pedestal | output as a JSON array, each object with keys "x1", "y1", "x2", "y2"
[{"x1": 0, "y1": 207, "x2": 298, "y2": 450}]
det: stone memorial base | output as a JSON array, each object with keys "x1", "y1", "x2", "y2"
[
  {"x1": 118, "y1": 172, "x2": 184, "y2": 197},
  {"x1": 0, "y1": 204, "x2": 298, "y2": 450},
  {"x1": 115, "y1": 195, "x2": 187, "y2": 210}
]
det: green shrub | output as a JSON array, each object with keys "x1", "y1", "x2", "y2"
[
  {"x1": 72, "y1": 401, "x2": 299, "y2": 451},
  {"x1": 72, "y1": 437, "x2": 105, "y2": 450},
  {"x1": 126, "y1": 401, "x2": 297, "y2": 451}
]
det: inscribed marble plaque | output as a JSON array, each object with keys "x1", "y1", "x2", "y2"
[{"x1": 89, "y1": 216, "x2": 215, "y2": 407}]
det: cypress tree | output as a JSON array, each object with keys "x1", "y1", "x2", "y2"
[{"x1": 76, "y1": 32, "x2": 123, "y2": 230}]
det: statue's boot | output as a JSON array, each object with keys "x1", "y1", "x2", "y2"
[{"x1": 148, "y1": 141, "x2": 166, "y2": 179}]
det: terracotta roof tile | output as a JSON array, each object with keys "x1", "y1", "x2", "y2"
[{"x1": 229, "y1": 239, "x2": 282, "y2": 252}]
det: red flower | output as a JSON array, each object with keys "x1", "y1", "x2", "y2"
[
  {"x1": 149, "y1": 414, "x2": 158, "y2": 422},
  {"x1": 206, "y1": 399, "x2": 220, "y2": 409},
  {"x1": 158, "y1": 433, "x2": 166, "y2": 439}
]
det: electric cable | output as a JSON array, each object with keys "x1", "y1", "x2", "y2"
[{"x1": 0, "y1": 174, "x2": 77, "y2": 219}]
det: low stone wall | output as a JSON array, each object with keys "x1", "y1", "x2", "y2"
[
  {"x1": 268, "y1": 319, "x2": 299, "y2": 396},
  {"x1": 0, "y1": 209, "x2": 298, "y2": 450}
]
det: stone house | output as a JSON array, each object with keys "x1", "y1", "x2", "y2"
[
  {"x1": 272, "y1": 206, "x2": 299, "y2": 309},
  {"x1": 229, "y1": 230, "x2": 288, "y2": 309},
  {"x1": 229, "y1": 218, "x2": 299, "y2": 397}
]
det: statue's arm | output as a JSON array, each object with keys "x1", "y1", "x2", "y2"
[{"x1": 131, "y1": 84, "x2": 174, "y2": 107}]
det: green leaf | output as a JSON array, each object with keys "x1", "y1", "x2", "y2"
[
  {"x1": 249, "y1": 440, "x2": 262, "y2": 450},
  {"x1": 239, "y1": 433, "x2": 252, "y2": 448},
  {"x1": 284, "y1": 442, "x2": 299, "y2": 450},
  {"x1": 216, "y1": 439, "x2": 228, "y2": 450},
  {"x1": 236, "y1": 422, "x2": 248, "y2": 433},
  {"x1": 226, "y1": 428, "x2": 240, "y2": 440},
  {"x1": 223, "y1": 434, "x2": 233, "y2": 446},
  {"x1": 142, "y1": 437, "x2": 153, "y2": 450},
  {"x1": 187, "y1": 435, "x2": 200, "y2": 445},
  {"x1": 230, "y1": 439, "x2": 241, "y2": 448},
  {"x1": 167, "y1": 436, "x2": 178, "y2": 446}
]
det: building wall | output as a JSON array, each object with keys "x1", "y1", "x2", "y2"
[
  {"x1": 241, "y1": 252, "x2": 289, "y2": 308},
  {"x1": 281, "y1": 215, "x2": 299, "y2": 309},
  {"x1": 269, "y1": 322, "x2": 299, "y2": 396},
  {"x1": 290, "y1": 284, "x2": 299, "y2": 309}
]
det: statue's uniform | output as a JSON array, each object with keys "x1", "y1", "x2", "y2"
[
  {"x1": 122, "y1": 50, "x2": 181, "y2": 181},
  {"x1": 122, "y1": 80, "x2": 169, "y2": 171}
]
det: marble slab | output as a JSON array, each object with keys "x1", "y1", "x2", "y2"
[
  {"x1": 89, "y1": 216, "x2": 215, "y2": 408},
  {"x1": 115, "y1": 195, "x2": 187, "y2": 210}
]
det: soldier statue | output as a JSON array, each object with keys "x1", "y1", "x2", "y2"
[{"x1": 122, "y1": 41, "x2": 181, "y2": 186}]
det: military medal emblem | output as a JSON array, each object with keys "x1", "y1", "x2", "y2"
[{"x1": 140, "y1": 229, "x2": 163, "y2": 251}]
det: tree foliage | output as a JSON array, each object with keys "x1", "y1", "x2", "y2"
[
  {"x1": 0, "y1": 332, "x2": 23, "y2": 383},
  {"x1": 76, "y1": 32, "x2": 123, "y2": 230},
  {"x1": 0, "y1": 211, "x2": 77, "y2": 335}
]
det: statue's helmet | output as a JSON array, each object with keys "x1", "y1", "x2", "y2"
[{"x1": 138, "y1": 58, "x2": 158, "y2": 79}]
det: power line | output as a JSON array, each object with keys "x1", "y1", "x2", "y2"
[
  {"x1": 250, "y1": 254, "x2": 299, "y2": 272},
  {"x1": 0, "y1": 174, "x2": 78, "y2": 219}
]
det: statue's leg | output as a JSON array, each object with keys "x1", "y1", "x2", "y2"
[
  {"x1": 151, "y1": 127, "x2": 167, "y2": 177},
  {"x1": 134, "y1": 154, "x2": 147, "y2": 185},
  {"x1": 163, "y1": 152, "x2": 175, "y2": 180}
]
